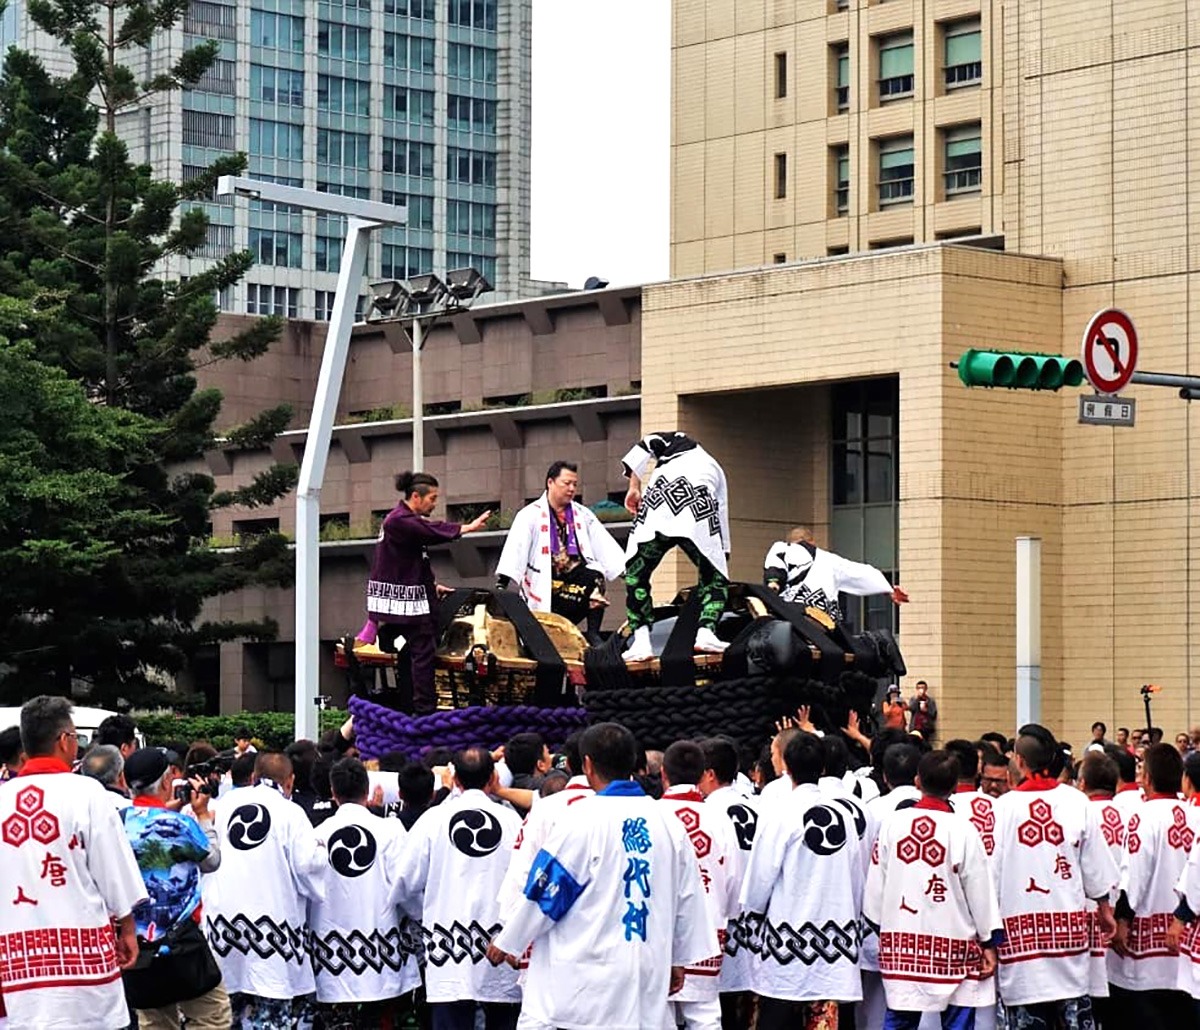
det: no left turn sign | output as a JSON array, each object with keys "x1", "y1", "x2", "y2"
[{"x1": 1081, "y1": 308, "x2": 1138, "y2": 395}]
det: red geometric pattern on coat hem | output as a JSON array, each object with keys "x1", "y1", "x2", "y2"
[
  {"x1": 997, "y1": 910, "x2": 1089, "y2": 961},
  {"x1": 879, "y1": 930, "x2": 983, "y2": 980}
]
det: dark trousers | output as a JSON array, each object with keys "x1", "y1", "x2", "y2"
[
  {"x1": 624, "y1": 532, "x2": 729, "y2": 631},
  {"x1": 1107, "y1": 984, "x2": 1195, "y2": 1028},
  {"x1": 379, "y1": 618, "x2": 438, "y2": 714},
  {"x1": 885, "y1": 1006, "x2": 974, "y2": 1030},
  {"x1": 757, "y1": 997, "x2": 838, "y2": 1030},
  {"x1": 719, "y1": 991, "x2": 755, "y2": 1030},
  {"x1": 428, "y1": 1001, "x2": 518, "y2": 1030}
]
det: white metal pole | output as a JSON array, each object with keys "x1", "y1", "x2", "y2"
[
  {"x1": 411, "y1": 318, "x2": 425, "y2": 470},
  {"x1": 294, "y1": 217, "x2": 379, "y2": 742},
  {"x1": 1015, "y1": 536, "x2": 1042, "y2": 728}
]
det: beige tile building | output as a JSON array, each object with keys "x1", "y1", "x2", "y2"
[{"x1": 653, "y1": 0, "x2": 1200, "y2": 744}]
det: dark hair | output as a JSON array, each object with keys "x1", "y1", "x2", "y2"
[
  {"x1": 700, "y1": 736, "x2": 740, "y2": 786},
  {"x1": 663, "y1": 741, "x2": 706, "y2": 787},
  {"x1": 882, "y1": 743, "x2": 921, "y2": 788},
  {"x1": 455, "y1": 746, "x2": 495, "y2": 791},
  {"x1": 580, "y1": 722, "x2": 638, "y2": 783},
  {"x1": 1117, "y1": 726, "x2": 1129, "y2": 735},
  {"x1": 540, "y1": 771, "x2": 569, "y2": 797},
  {"x1": 821, "y1": 734, "x2": 850, "y2": 778},
  {"x1": 1184, "y1": 752, "x2": 1200, "y2": 793},
  {"x1": 1105, "y1": 744, "x2": 1137, "y2": 785},
  {"x1": 980, "y1": 731, "x2": 1008, "y2": 752},
  {"x1": 870, "y1": 728, "x2": 912, "y2": 770},
  {"x1": 20, "y1": 696, "x2": 74, "y2": 757},
  {"x1": 0, "y1": 725, "x2": 22, "y2": 766},
  {"x1": 230, "y1": 752, "x2": 257, "y2": 787},
  {"x1": 395, "y1": 470, "x2": 439, "y2": 497},
  {"x1": 94, "y1": 713, "x2": 137, "y2": 750},
  {"x1": 1015, "y1": 727, "x2": 1057, "y2": 775},
  {"x1": 505, "y1": 733, "x2": 545, "y2": 776},
  {"x1": 916, "y1": 680, "x2": 928, "y2": 687},
  {"x1": 546, "y1": 460, "x2": 578, "y2": 485},
  {"x1": 398, "y1": 761, "x2": 435, "y2": 807},
  {"x1": 329, "y1": 757, "x2": 370, "y2": 803},
  {"x1": 183, "y1": 742, "x2": 217, "y2": 772},
  {"x1": 944, "y1": 739, "x2": 980, "y2": 783},
  {"x1": 783, "y1": 732, "x2": 824, "y2": 786},
  {"x1": 312, "y1": 750, "x2": 334, "y2": 800},
  {"x1": 1091, "y1": 721, "x2": 1107, "y2": 734},
  {"x1": 917, "y1": 751, "x2": 959, "y2": 798},
  {"x1": 378, "y1": 750, "x2": 408, "y2": 774},
  {"x1": 1148, "y1": 727, "x2": 1164, "y2": 744},
  {"x1": 422, "y1": 747, "x2": 455, "y2": 771},
  {"x1": 1079, "y1": 752, "x2": 1119, "y2": 795},
  {"x1": 559, "y1": 731, "x2": 584, "y2": 777},
  {"x1": 753, "y1": 742, "x2": 777, "y2": 787},
  {"x1": 234, "y1": 726, "x2": 252, "y2": 741},
  {"x1": 981, "y1": 750, "x2": 1010, "y2": 772},
  {"x1": 285, "y1": 740, "x2": 317, "y2": 794},
  {"x1": 1143, "y1": 742, "x2": 1184, "y2": 795}
]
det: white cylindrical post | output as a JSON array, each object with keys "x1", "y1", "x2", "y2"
[
  {"x1": 1015, "y1": 536, "x2": 1042, "y2": 728},
  {"x1": 411, "y1": 317, "x2": 425, "y2": 470}
]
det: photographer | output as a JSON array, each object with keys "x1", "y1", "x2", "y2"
[{"x1": 121, "y1": 747, "x2": 228, "y2": 1028}]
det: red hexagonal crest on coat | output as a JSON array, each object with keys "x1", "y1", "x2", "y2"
[
  {"x1": 969, "y1": 797, "x2": 996, "y2": 855},
  {"x1": 30, "y1": 810, "x2": 59, "y2": 845},
  {"x1": 896, "y1": 816, "x2": 945, "y2": 867},
  {"x1": 1100, "y1": 806, "x2": 1124, "y2": 847},
  {"x1": 675, "y1": 806, "x2": 712, "y2": 859},
  {"x1": 1017, "y1": 798, "x2": 1064, "y2": 848},
  {"x1": 1127, "y1": 814, "x2": 1142, "y2": 855},
  {"x1": 2, "y1": 813, "x2": 29, "y2": 848},
  {"x1": 14, "y1": 786, "x2": 43, "y2": 818},
  {"x1": 1167, "y1": 806, "x2": 1195, "y2": 852},
  {"x1": 911, "y1": 816, "x2": 936, "y2": 842}
]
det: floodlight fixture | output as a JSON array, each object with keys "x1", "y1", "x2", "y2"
[
  {"x1": 445, "y1": 266, "x2": 493, "y2": 304},
  {"x1": 404, "y1": 273, "x2": 448, "y2": 311},
  {"x1": 365, "y1": 279, "x2": 407, "y2": 321}
]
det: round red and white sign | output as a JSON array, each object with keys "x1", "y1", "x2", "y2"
[{"x1": 1081, "y1": 309, "x2": 1138, "y2": 395}]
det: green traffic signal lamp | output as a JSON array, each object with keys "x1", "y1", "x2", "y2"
[{"x1": 957, "y1": 349, "x2": 1085, "y2": 391}]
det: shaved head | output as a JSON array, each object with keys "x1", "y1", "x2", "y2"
[
  {"x1": 254, "y1": 752, "x2": 293, "y2": 785},
  {"x1": 786, "y1": 526, "x2": 815, "y2": 545}
]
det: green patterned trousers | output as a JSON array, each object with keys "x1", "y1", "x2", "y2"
[{"x1": 624, "y1": 532, "x2": 729, "y2": 631}]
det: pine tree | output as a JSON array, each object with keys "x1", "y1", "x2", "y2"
[{"x1": 0, "y1": 0, "x2": 297, "y2": 706}]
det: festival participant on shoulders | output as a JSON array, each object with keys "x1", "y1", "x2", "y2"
[
  {"x1": 991, "y1": 725, "x2": 1119, "y2": 1029},
  {"x1": 309, "y1": 757, "x2": 421, "y2": 1030},
  {"x1": 1106, "y1": 744, "x2": 1198, "y2": 1023},
  {"x1": 495, "y1": 461, "x2": 626, "y2": 644},
  {"x1": 394, "y1": 747, "x2": 522, "y2": 1030},
  {"x1": 487, "y1": 723, "x2": 716, "y2": 1030},
  {"x1": 355, "y1": 471, "x2": 492, "y2": 714},
  {"x1": 659, "y1": 741, "x2": 741, "y2": 1030},
  {"x1": 203, "y1": 751, "x2": 326, "y2": 1029},
  {"x1": 699, "y1": 736, "x2": 760, "y2": 1030},
  {"x1": 863, "y1": 750, "x2": 1000, "y2": 1030},
  {"x1": 763, "y1": 525, "x2": 908, "y2": 622},
  {"x1": 620, "y1": 431, "x2": 731, "y2": 661},
  {"x1": 0, "y1": 696, "x2": 146, "y2": 1030},
  {"x1": 740, "y1": 732, "x2": 862, "y2": 1029}
]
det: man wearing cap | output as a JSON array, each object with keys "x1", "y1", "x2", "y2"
[{"x1": 122, "y1": 747, "x2": 229, "y2": 1028}]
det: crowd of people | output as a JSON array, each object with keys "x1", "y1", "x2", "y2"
[{"x1": 3, "y1": 698, "x2": 1200, "y2": 1030}]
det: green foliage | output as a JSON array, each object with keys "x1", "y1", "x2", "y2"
[
  {"x1": 137, "y1": 709, "x2": 349, "y2": 752},
  {"x1": 0, "y1": 0, "x2": 296, "y2": 707}
]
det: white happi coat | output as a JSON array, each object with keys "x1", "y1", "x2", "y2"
[
  {"x1": 763, "y1": 541, "x2": 892, "y2": 622},
  {"x1": 705, "y1": 785, "x2": 759, "y2": 993},
  {"x1": 740, "y1": 781, "x2": 863, "y2": 1003},
  {"x1": 394, "y1": 788, "x2": 522, "y2": 1004},
  {"x1": 991, "y1": 783, "x2": 1120, "y2": 1006},
  {"x1": 1108, "y1": 796, "x2": 1200, "y2": 992},
  {"x1": 1176, "y1": 799, "x2": 1200, "y2": 1000},
  {"x1": 203, "y1": 783, "x2": 326, "y2": 999},
  {"x1": 623, "y1": 434, "x2": 730, "y2": 575},
  {"x1": 309, "y1": 802, "x2": 422, "y2": 1004},
  {"x1": 659, "y1": 785, "x2": 741, "y2": 1001},
  {"x1": 820, "y1": 775, "x2": 874, "y2": 894},
  {"x1": 495, "y1": 496, "x2": 626, "y2": 612},
  {"x1": 863, "y1": 802, "x2": 1000, "y2": 1013},
  {"x1": 951, "y1": 788, "x2": 997, "y2": 861},
  {"x1": 492, "y1": 783, "x2": 716, "y2": 1030},
  {"x1": 498, "y1": 775, "x2": 593, "y2": 924},
  {"x1": 860, "y1": 784, "x2": 923, "y2": 972},
  {"x1": 0, "y1": 767, "x2": 147, "y2": 1030},
  {"x1": 1085, "y1": 794, "x2": 1125, "y2": 996}
]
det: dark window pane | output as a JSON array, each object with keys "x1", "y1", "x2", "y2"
[
  {"x1": 833, "y1": 442, "x2": 863, "y2": 505},
  {"x1": 866, "y1": 439, "x2": 894, "y2": 503}
]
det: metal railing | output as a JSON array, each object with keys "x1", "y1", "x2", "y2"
[
  {"x1": 945, "y1": 62, "x2": 982, "y2": 87},
  {"x1": 879, "y1": 74, "x2": 914, "y2": 99},
  {"x1": 944, "y1": 167, "x2": 982, "y2": 194}
]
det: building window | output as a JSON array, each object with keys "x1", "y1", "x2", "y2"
[
  {"x1": 774, "y1": 52, "x2": 788, "y2": 99},
  {"x1": 184, "y1": 1, "x2": 236, "y2": 40},
  {"x1": 447, "y1": 0, "x2": 497, "y2": 31},
  {"x1": 449, "y1": 42, "x2": 498, "y2": 83},
  {"x1": 381, "y1": 244, "x2": 434, "y2": 280},
  {"x1": 833, "y1": 144, "x2": 849, "y2": 214},
  {"x1": 774, "y1": 152, "x2": 787, "y2": 200},
  {"x1": 315, "y1": 235, "x2": 341, "y2": 273},
  {"x1": 944, "y1": 18, "x2": 982, "y2": 88},
  {"x1": 314, "y1": 290, "x2": 335, "y2": 321},
  {"x1": 773, "y1": 252, "x2": 787, "y2": 264},
  {"x1": 381, "y1": 193, "x2": 434, "y2": 229},
  {"x1": 193, "y1": 58, "x2": 236, "y2": 95},
  {"x1": 448, "y1": 95, "x2": 497, "y2": 133},
  {"x1": 382, "y1": 139, "x2": 435, "y2": 178},
  {"x1": 317, "y1": 129, "x2": 371, "y2": 169},
  {"x1": 943, "y1": 123, "x2": 982, "y2": 195},
  {"x1": 834, "y1": 43, "x2": 849, "y2": 111},
  {"x1": 249, "y1": 9, "x2": 304, "y2": 51},
  {"x1": 446, "y1": 146, "x2": 497, "y2": 186},
  {"x1": 317, "y1": 21, "x2": 371, "y2": 62},
  {"x1": 386, "y1": 33, "x2": 437, "y2": 72},
  {"x1": 878, "y1": 136, "x2": 914, "y2": 206},
  {"x1": 249, "y1": 228, "x2": 303, "y2": 268},
  {"x1": 246, "y1": 285, "x2": 299, "y2": 318},
  {"x1": 878, "y1": 31, "x2": 914, "y2": 100},
  {"x1": 232, "y1": 517, "x2": 280, "y2": 539},
  {"x1": 827, "y1": 245, "x2": 849, "y2": 256},
  {"x1": 182, "y1": 110, "x2": 235, "y2": 150},
  {"x1": 830, "y1": 378, "x2": 899, "y2": 635},
  {"x1": 250, "y1": 66, "x2": 304, "y2": 106},
  {"x1": 248, "y1": 118, "x2": 303, "y2": 160},
  {"x1": 384, "y1": 0, "x2": 435, "y2": 16},
  {"x1": 181, "y1": 163, "x2": 233, "y2": 205},
  {"x1": 385, "y1": 86, "x2": 436, "y2": 125},
  {"x1": 199, "y1": 222, "x2": 234, "y2": 258},
  {"x1": 317, "y1": 75, "x2": 370, "y2": 116},
  {"x1": 447, "y1": 200, "x2": 496, "y2": 240}
]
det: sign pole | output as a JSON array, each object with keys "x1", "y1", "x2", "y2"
[{"x1": 1016, "y1": 537, "x2": 1042, "y2": 728}]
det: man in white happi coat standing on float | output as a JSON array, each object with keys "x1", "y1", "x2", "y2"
[{"x1": 496, "y1": 461, "x2": 626, "y2": 645}]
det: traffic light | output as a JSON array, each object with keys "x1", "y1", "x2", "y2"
[{"x1": 957, "y1": 349, "x2": 1085, "y2": 391}]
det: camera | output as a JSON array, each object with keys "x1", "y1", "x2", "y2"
[{"x1": 173, "y1": 780, "x2": 194, "y2": 804}]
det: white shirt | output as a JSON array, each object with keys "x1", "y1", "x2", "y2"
[
  {"x1": 763, "y1": 541, "x2": 893, "y2": 621},
  {"x1": 0, "y1": 767, "x2": 147, "y2": 1030},
  {"x1": 705, "y1": 785, "x2": 759, "y2": 993}
]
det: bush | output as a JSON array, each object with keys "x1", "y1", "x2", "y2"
[{"x1": 134, "y1": 709, "x2": 349, "y2": 752}]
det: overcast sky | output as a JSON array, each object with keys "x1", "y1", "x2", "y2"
[{"x1": 529, "y1": 1, "x2": 671, "y2": 290}]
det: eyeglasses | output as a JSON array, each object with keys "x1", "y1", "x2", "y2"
[{"x1": 60, "y1": 731, "x2": 78, "y2": 741}]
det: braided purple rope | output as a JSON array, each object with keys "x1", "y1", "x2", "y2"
[{"x1": 349, "y1": 695, "x2": 590, "y2": 761}]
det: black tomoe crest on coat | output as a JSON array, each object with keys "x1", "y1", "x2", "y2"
[
  {"x1": 328, "y1": 824, "x2": 378, "y2": 877},
  {"x1": 448, "y1": 808, "x2": 503, "y2": 857},
  {"x1": 802, "y1": 804, "x2": 848, "y2": 855},
  {"x1": 227, "y1": 803, "x2": 271, "y2": 851},
  {"x1": 726, "y1": 803, "x2": 758, "y2": 851}
]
